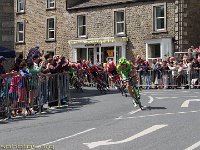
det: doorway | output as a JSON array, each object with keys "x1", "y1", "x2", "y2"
[{"x1": 101, "y1": 47, "x2": 114, "y2": 63}]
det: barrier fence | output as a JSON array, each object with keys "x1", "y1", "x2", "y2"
[
  {"x1": 137, "y1": 68, "x2": 200, "y2": 89},
  {"x1": 0, "y1": 73, "x2": 71, "y2": 119},
  {"x1": 0, "y1": 68, "x2": 199, "y2": 119}
]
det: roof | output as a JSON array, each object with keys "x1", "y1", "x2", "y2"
[{"x1": 68, "y1": 0, "x2": 148, "y2": 10}]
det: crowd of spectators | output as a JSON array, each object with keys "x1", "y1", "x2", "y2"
[{"x1": 135, "y1": 46, "x2": 200, "y2": 89}]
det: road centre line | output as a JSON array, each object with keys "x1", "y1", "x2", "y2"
[
  {"x1": 29, "y1": 128, "x2": 96, "y2": 150},
  {"x1": 184, "y1": 141, "x2": 200, "y2": 150},
  {"x1": 116, "y1": 110, "x2": 200, "y2": 120}
]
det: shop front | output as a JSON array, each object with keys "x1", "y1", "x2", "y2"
[{"x1": 68, "y1": 37, "x2": 128, "y2": 64}]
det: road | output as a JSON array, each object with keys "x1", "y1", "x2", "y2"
[{"x1": 0, "y1": 88, "x2": 200, "y2": 150}]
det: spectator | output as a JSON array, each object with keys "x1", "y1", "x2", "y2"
[{"x1": 161, "y1": 61, "x2": 170, "y2": 89}]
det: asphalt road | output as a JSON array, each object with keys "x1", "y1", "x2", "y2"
[{"x1": 0, "y1": 88, "x2": 200, "y2": 150}]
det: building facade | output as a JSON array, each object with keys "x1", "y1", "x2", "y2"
[
  {"x1": 67, "y1": 0, "x2": 200, "y2": 64},
  {"x1": 14, "y1": 0, "x2": 69, "y2": 57},
  {"x1": 13, "y1": 0, "x2": 200, "y2": 63},
  {"x1": 0, "y1": 0, "x2": 14, "y2": 49}
]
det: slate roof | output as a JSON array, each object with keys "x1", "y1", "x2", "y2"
[{"x1": 68, "y1": 0, "x2": 151, "y2": 10}]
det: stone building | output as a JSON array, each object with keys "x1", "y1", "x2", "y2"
[
  {"x1": 0, "y1": 0, "x2": 14, "y2": 50},
  {"x1": 67, "y1": 0, "x2": 200, "y2": 64},
  {"x1": 14, "y1": 0, "x2": 200, "y2": 63},
  {"x1": 14, "y1": 0, "x2": 69, "y2": 57}
]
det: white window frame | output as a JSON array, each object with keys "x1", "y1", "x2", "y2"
[
  {"x1": 47, "y1": 0, "x2": 55, "y2": 9},
  {"x1": 17, "y1": 0, "x2": 25, "y2": 13},
  {"x1": 16, "y1": 21, "x2": 25, "y2": 43},
  {"x1": 114, "y1": 10, "x2": 125, "y2": 36},
  {"x1": 46, "y1": 17, "x2": 56, "y2": 41},
  {"x1": 153, "y1": 3, "x2": 167, "y2": 32},
  {"x1": 77, "y1": 15, "x2": 86, "y2": 38}
]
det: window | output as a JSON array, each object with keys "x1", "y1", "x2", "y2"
[
  {"x1": 17, "y1": 0, "x2": 25, "y2": 13},
  {"x1": 115, "y1": 11, "x2": 125, "y2": 35},
  {"x1": 46, "y1": 18, "x2": 56, "y2": 41},
  {"x1": 77, "y1": 48, "x2": 87, "y2": 61},
  {"x1": 16, "y1": 21, "x2": 25, "y2": 43},
  {"x1": 47, "y1": 0, "x2": 55, "y2": 9},
  {"x1": 77, "y1": 15, "x2": 86, "y2": 37},
  {"x1": 148, "y1": 44, "x2": 161, "y2": 62},
  {"x1": 116, "y1": 46, "x2": 122, "y2": 64},
  {"x1": 153, "y1": 4, "x2": 166, "y2": 31}
]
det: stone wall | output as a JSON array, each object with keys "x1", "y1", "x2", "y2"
[
  {"x1": 14, "y1": 0, "x2": 200, "y2": 61},
  {"x1": 15, "y1": 0, "x2": 69, "y2": 58},
  {"x1": 67, "y1": 0, "x2": 176, "y2": 60},
  {"x1": 0, "y1": 0, "x2": 14, "y2": 50},
  {"x1": 183, "y1": 0, "x2": 200, "y2": 50}
]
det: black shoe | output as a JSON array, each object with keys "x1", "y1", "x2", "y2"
[{"x1": 140, "y1": 106, "x2": 146, "y2": 110}]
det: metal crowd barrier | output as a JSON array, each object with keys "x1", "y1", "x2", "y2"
[
  {"x1": 137, "y1": 68, "x2": 200, "y2": 89},
  {"x1": 0, "y1": 73, "x2": 71, "y2": 119}
]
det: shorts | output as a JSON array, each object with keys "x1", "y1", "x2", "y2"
[
  {"x1": 91, "y1": 71, "x2": 98, "y2": 78},
  {"x1": 110, "y1": 69, "x2": 118, "y2": 76}
]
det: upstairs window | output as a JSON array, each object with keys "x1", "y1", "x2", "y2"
[
  {"x1": 77, "y1": 15, "x2": 86, "y2": 37},
  {"x1": 153, "y1": 4, "x2": 166, "y2": 31},
  {"x1": 47, "y1": 0, "x2": 55, "y2": 9},
  {"x1": 16, "y1": 21, "x2": 25, "y2": 43},
  {"x1": 46, "y1": 17, "x2": 56, "y2": 41},
  {"x1": 115, "y1": 11, "x2": 125, "y2": 35},
  {"x1": 17, "y1": 0, "x2": 25, "y2": 13}
]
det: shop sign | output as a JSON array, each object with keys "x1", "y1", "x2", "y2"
[
  {"x1": 85, "y1": 43, "x2": 101, "y2": 47},
  {"x1": 69, "y1": 37, "x2": 128, "y2": 45}
]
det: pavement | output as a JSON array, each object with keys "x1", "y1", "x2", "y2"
[{"x1": 0, "y1": 87, "x2": 200, "y2": 150}]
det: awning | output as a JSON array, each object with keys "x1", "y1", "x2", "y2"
[
  {"x1": 68, "y1": 37, "x2": 128, "y2": 45},
  {"x1": 0, "y1": 46, "x2": 16, "y2": 58}
]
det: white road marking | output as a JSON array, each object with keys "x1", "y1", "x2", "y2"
[
  {"x1": 184, "y1": 141, "x2": 200, "y2": 150},
  {"x1": 181, "y1": 99, "x2": 200, "y2": 108},
  {"x1": 83, "y1": 124, "x2": 168, "y2": 149},
  {"x1": 116, "y1": 109, "x2": 200, "y2": 120},
  {"x1": 156, "y1": 97, "x2": 177, "y2": 100},
  {"x1": 29, "y1": 128, "x2": 96, "y2": 150},
  {"x1": 115, "y1": 116, "x2": 123, "y2": 120},
  {"x1": 128, "y1": 109, "x2": 141, "y2": 115},
  {"x1": 148, "y1": 96, "x2": 154, "y2": 103},
  {"x1": 185, "y1": 96, "x2": 198, "y2": 98}
]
